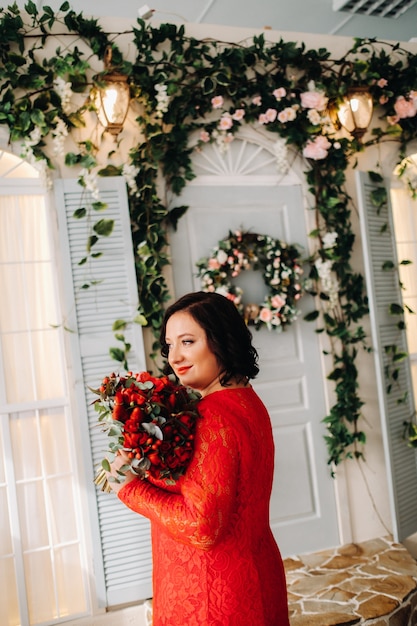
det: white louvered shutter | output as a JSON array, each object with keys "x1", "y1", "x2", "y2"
[
  {"x1": 54, "y1": 177, "x2": 152, "y2": 607},
  {"x1": 356, "y1": 170, "x2": 417, "y2": 541}
]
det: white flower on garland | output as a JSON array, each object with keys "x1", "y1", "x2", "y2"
[
  {"x1": 211, "y1": 128, "x2": 234, "y2": 153},
  {"x1": 272, "y1": 138, "x2": 289, "y2": 174},
  {"x1": 20, "y1": 127, "x2": 51, "y2": 188},
  {"x1": 122, "y1": 163, "x2": 140, "y2": 197},
  {"x1": 322, "y1": 231, "x2": 338, "y2": 249},
  {"x1": 80, "y1": 168, "x2": 100, "y2": 200},
  {"x1": 315, "y1": 257, "x2": 339, "y2": 308},
  {"x1": 155, "y1": 84, "x2": 170, "y2": 118},
  {"x1": 52, "y1": 117, "x2": 69, "y2": 157},
  {"x1": 53, "y1": 76, "x2": 73, "y2": 115},
  {"x1": 307, "y1": 109, "x2": 322, "y2": 126}
]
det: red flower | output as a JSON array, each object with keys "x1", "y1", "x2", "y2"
[{"x1": 92, "y1": 372, "x2": 200, "y2": 491}]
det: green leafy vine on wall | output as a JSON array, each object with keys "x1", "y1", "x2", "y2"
[{"x1": 1, "y1": 1, "x2": 417, "y2": 468}]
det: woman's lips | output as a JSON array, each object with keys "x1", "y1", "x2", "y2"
[{"x1": 176, "y1": 366, "x2": 191, "y2": 375}]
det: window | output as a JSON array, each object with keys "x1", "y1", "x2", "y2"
[
  {"x1": 0, "y1": 152, "x2": 89, "y2": 625},
  {"x1": 391, "y1": 159, "x2": 417, "y2": 410}
]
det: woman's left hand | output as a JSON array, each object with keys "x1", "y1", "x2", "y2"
[{"x1": 106, "y1": 450, "x2": 137, "y2": 494}]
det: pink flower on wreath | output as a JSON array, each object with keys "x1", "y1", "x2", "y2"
[
  {"x1": 303, "y1": 135, "x2": 331, "y2": 160},
  {"x1": 208, "y1": 258, "x2": 221, "y2": 270},
  {"x1": 273, "y1": 87, "x2": 287, "y2": 100},
  {"x1": 271, "y1": 294, "x2": 286, "y2": 309},
  {"x1": 394, "y1": 95, "x2": 416, "y2": 119},
  {"x1": 211, "y1": 95, "x2": 224, "y2": 109},
  {"x1": 377, "y1": 78, "x2": 388, "y2": 88},
  {"x1": 278, "y1": 107, "x2": 297, "y2": 123},
  {"x1": 232, "y1": 108, "x2": 245, "y2": 121},
  {"x1": 379, "y1": 95, "x2": 389, "y2": 105},
  {"x1": 219, "y1": 114, "x2": 233, "y2": 130},
  {"x1": 259, "y1": 308, "x2": 273, "y2": 323},
  {"x1": 252, "y1": 96, "x2": 262, "y2": 106},
  {"x1": 200, "y1": 130, "x2": 211, "y2": 143},
  {"x1": 300, "y1": 90, "x2": 328, "y2": 112}
]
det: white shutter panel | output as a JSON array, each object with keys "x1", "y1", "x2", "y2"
[
  {"x1": 356, "y1": 170, "x2": 417, "y2": 541},
  {"x1": 54, "y1": 177, "x2": 152, "y2": 607}
]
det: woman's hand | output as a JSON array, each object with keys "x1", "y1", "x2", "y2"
[{"x1": 106, "y1": 450, "x2": 137, "y2": 494}]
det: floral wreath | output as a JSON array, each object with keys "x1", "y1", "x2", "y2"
[{"x1": 196, "y1": 230, "x2": 304, "y2": 331}]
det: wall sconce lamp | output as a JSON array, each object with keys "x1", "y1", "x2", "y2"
[
  {"x1": 334, "y1": 87, "x2": 373, "y2": 141},
  {"x1": 94, "y1": 46, "x2": 130, "y2": 137}
]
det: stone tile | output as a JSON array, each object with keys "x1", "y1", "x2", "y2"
[
  {"x1": 322, "y1": 555, "x2": 368, "y2": 570},
  {"x1": 339, "y1": 576, "x2": 381, "y2": 595},
  {"x1": 299, "y1": 550, "x2": 336, "y2": 569},
  {"x1": 284, "y1": 557, "x2": 304, "y2": 572},
  {"x1": 371, "y1": 574, "x2": 416, "y2": 600},
  {"x1": 290, "y1": 613, "x2": 361, "y2": 626},
  {"x1": 319, "y1": 586, "x2": 357, "y2": 603},
  {"x1": 286, "y1": 535, "x2": 417, "y2": 626},
  {"x1": 356, "y1": 594, "x2": 399, "y2": 619},
  {"x1": 289, "y1": 572, "x2": 347, "y2": 596},
  {"x1": 357, "y1": 536, "x2": 393, "y2": 557},
  {"x1": 359, "y1": 563, "x2": 393, "y2": 577},
  {"x1": 377, "y1": 551, "x2": 417, "y2": 577},
  {"x1": 302, "y1": 599, "x2": 357, "y2": 616}
]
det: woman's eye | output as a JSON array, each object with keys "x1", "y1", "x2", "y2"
[{"x1": 183, "y1": 339, "x2": 193, "y2": 346}]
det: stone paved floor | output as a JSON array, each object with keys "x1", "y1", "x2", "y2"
[{"x1": 285, "y1": 536, "x2": 417, "y2": 625}]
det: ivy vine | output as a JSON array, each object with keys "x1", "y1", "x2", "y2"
[{"x1": 1, "y1": 2, "x2": 417, "y2": 468}]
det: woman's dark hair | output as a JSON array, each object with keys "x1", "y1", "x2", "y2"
[{"x1": 160, "y1": 291, "x2": 259, "y2": 386}]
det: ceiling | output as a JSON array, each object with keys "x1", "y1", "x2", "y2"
[{"x1": 31, "y1": 0, "x2": 417, "y2": 42}]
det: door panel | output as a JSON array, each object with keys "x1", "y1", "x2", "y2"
[{"x1": 169, "y1": 181, "x2": 340, "y2": 556}]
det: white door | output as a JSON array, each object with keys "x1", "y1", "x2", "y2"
[{"x1": 168, "y1": 136, "x2": 339, "y2": 556}]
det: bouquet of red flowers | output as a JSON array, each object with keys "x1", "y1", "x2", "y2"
[{"x1": 92, "y1": 371, "x2": 200, "y2": 492}]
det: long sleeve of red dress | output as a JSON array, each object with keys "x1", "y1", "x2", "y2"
[{"x1": 118, "y1": 386, "x2": 290, "y2": 626}]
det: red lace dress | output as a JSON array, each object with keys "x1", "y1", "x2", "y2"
[{"x1": 118, "y1": 386, "x2": 290, "y2": 626}]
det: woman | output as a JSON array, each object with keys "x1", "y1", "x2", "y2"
[{"x1": 109, "y1": 291, "x2": 290, "y2": 626}]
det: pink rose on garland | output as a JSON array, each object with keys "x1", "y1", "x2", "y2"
[
  {"x1": 303, "y1": 135, "x2": 331, "y2": 160},
  {"x1": 211, "y1": 95, "x2": 224, "y2": 109},
  {"x1": 232, "y1": 108, "x2": 245, "y2": 121},
  {"x1": 300, "y1": 90, "x2": 328, "y2": 112},
  {"x1": 273, "y1": 87, "x2": 287, "y2": 100},
  {"x1": 278, "y1": 107, "x2": 297, "y2": 123},
  {"x1": 200, "y1": 130, "x2": 210, "y2": 143},
  {"x1": 394, "y1": 95, "x2": 416, "y2": 119},
  {"x1": 219, "y1": 114, "x2": 233, "y2": 130}
]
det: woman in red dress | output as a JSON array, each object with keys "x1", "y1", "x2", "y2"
[{"x1": 109, "y1": 291, "x2": 290, "y2": 626}]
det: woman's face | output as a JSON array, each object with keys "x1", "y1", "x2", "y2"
[{"x1": 165, "y1": 311, "x2": 223, "y2": 396}]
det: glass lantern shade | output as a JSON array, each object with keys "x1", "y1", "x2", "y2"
[
  {"x1": 95, "y1": 73, "x2": 130, "y2": 136},
  {"x1": 337, "y1": 87, "x2": 373, "y2": 140}
]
